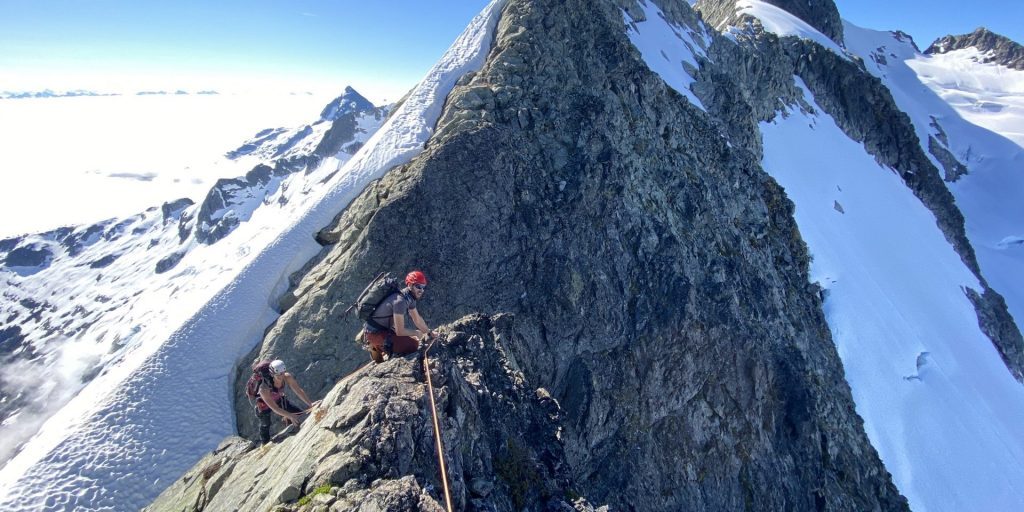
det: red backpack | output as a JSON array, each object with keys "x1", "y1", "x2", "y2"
[{"x1": 246, "y1": 360, "x2": 272, "y2": 410}]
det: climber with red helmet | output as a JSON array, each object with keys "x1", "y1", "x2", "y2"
[{"x1": 364, "y1": 270, "x2": 436, "y2": 363}]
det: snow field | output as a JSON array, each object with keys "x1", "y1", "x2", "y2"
[
  {"x1": 844, "y1": 20, "x2": 1024, "y2": 334},
  {"x1": 910, "y1": 48, "x2": 1024, "y2": 148},
  {"x1": 623, "y1": 1, "x2": 711, "y2": 110},
  {"x1": 760, "y1": 79, "x2": 1024, "y2": 511}
]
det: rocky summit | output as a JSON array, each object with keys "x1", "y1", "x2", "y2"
[
  {"x1": 150, "y1": 0, "x2": 1021, "y2": 511},
  {"x1": 926, "y1": 27, "x2": 1024, "y2": 70}
]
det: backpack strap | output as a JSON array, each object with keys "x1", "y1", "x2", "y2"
[{"x1": 367, "y1": 317, "x2": 392, "y2": 333}]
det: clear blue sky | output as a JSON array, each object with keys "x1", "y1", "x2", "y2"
[
  {"x1": 2, "y1": 1, "x2": 1021, "y2": 104},
  {"x1": 0, "y1": 1, "x2": 491, "y2": 103},
  {"x1": 836, "y1": 0, "x2": 1024, "y2": 50}
]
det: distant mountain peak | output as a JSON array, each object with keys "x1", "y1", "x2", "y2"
[
  {"x1": 925, "y1": 27, "x2": 1024, "y2": 70},
  {"x1": 319, "y1": 86, "x2": 376, "y2": 121},
  {"x1": 0, "y1": 89, "x2": 119, "y2": 99}
]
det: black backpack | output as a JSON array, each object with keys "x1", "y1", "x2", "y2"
[{"x1": 355, "y1": 273, "x2": 402, "y2": 331}]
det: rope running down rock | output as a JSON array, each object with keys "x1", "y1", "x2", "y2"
[{"x1": 422, "y1": 337, "x2": 454, "y2": 512}]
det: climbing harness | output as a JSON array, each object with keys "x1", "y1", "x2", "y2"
[{"x1": 423, "y1": 336, "x2": 454, "y2": 512}]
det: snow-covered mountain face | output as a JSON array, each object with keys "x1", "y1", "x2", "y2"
[
  {"x1": 697, "y1": 4, "x2": 1024, "y2": 509},
  {"x1": 843, "y1": 21, "x2": 1024, "y2": 341},
  {"x1": 0, "y1": 88, "x2": 388, "y2": 495},
  {"x1": 913, "y1": 31, "x2": 1024, "y2": 150},
  {"x1": 927, "y1": 28, "x2": 1024, "y2": 71}
]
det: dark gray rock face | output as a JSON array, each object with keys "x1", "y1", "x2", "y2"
[
  {"x1": 929, "y1": 136, "x2": 969, "y2": 182},
  {"x1": 926, "y1": 117, "x2": 968, "y2": 182},
  {"x1": 0, "y1": 325, "x2": 26, "y2": 355},
  {"x1": 4, "y1": 243, "x2": 53, "y2": 269},
  {"x1": 149, "y1": 316, "x2": 594, "y2": 511},
  {"x1": 161, "y1": 197, "x2": 194, "y2": 223},
  {"x1": 966, "y1": 288, "x2": 1024, "y2": 382},
  {"x1": 155, "y1": 251, "x2": 186, "y2": 274},
  {"x1": 926, "y1": 28, "x2": 1024, "y2": 70},
  {"x1": 315, "y1": 111, "x2": 378, "y2": 159},
  {"x1": 213, "y1": 0, "x2": 907, "y2": 510},
  {"x1": 695, "y1": 0, "x2": 844, "y2": 44}
]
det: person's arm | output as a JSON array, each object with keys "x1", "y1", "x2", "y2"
[
  {"x1": 392, "y1": 313, "x2": 423, "y2": 337},
  {"x1": 283, "y1": 373, "x2": 317, "y2": 409},
  {"x1": 409, "y1": 308, "x2": 433, "y2": 338},
  {"x1": 259, "y1": 386, "x2": 301, "y2": 424}
]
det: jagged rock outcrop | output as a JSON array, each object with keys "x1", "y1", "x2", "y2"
[
  {"x1": 926, "y1": 27, "x2": 1024, "y2": 70},
  {"x1": 161, "y1": 198, "x2": 195, "y2": 223},
  {"x1": 149, "y1": 315, "x2": 602, "y2": 511},
  {"x1": 208, "y1": 0, "x2": 909, "y2": 510},
  {"x1": 695, "y1": 0, "x2": 845, "y2": 44},
  {"x1": 192, "y1": 163, "x2": 291, "y2": 245}
]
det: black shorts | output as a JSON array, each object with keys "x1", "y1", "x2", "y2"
[{"x1": 257, "y1": 397, "x2": 303, "y2": 416}]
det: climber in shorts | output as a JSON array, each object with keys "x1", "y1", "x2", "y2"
[
  {"x1": 364, "y1": 270, "x2": 436, "y2": 363},
  {"x1": 255, "y1": 359, "x2": 319, "y2": 443}
]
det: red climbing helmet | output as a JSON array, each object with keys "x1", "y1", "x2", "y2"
[{"x1": 405, "y1": 270, "x2": 428, "y2": 287}]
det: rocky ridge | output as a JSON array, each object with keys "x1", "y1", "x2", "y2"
[
  {"x1": 148, "y1": 315, "x2": 606, "y2": 512},
  {"x1": 926, "y1": 27, "x2": 1024, "y2": 70},
  {"x1": 187, "y1": 0, "x2": 911, "y2": 510},
  {"x1": 151, "y1": 0, "x2": 1024, "y2": 510}
]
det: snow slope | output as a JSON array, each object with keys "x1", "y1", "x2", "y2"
[
  {"x1": 0, "y1": 93, "x2": 333, "y2": 238},
  {"x1": 0, "y1": 94, "x2": 384, "y2": 470},
  {"x1": 721, "y1": 0, "x2": 848, "y2": 58},
  {"x1": 623, "y1": 0, "x2": 712, "y2": 110},
  {"x1": 914, "y1": 47, "x2": 1024, "y2": 148},
  {"x1": 760, "y1": 79, "x2": 1024, "y2": 511},
  {"x1": 0, "y1": 1, "x2": 507, "y2": 509},
  {"x1": 844, "y1": 21, "x2": 1024, "y2": 332}
]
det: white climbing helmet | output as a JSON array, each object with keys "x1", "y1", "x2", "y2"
[{"x1": 269, "y1": 360, "x2": 287, "y2": 375}]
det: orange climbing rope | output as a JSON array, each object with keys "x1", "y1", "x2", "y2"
[{"x1": 423, "y1": 337, "x2": 454, "y2": 512}]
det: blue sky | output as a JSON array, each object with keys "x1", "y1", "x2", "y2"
[
  {"x1": 837, "y1": 0, "x2": 1024, "y2": 50},
  {"x1": 1, "y1": 1, "x2": 1021, "y2": 104},
  {"x1": 0, "y1": 1, "x2": 492, "y2": 102}
]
